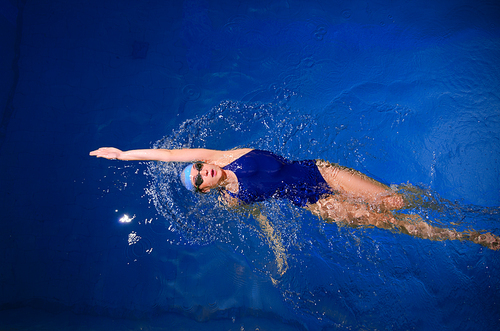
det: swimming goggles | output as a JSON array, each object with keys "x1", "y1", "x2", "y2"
[{"x1": 192, "y1": 162, "x2": 204, "y2": 191}]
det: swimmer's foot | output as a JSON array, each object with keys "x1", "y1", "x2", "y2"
[{"x1": 467, "y1": 231, "x2": 500, "y2": 251}]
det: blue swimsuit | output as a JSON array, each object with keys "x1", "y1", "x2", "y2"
[{"x1": 222, "y1": 150, "x2": 332, "y2": 207}]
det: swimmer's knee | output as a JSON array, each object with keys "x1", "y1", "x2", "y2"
[
  {"x1": 316, "y1": 160, "x2": 340, "y2": 180},
  {"x1": 383, "y1": 194, "x2": 405, "y2": 210}
]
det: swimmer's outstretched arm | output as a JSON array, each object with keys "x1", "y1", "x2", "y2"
[{"x1": 89, "y1": 147, "x2": 252, "y2": 165}]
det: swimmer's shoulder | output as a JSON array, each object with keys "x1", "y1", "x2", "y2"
[{"x1": 212, "y1": 148, "x2": 254, "y2": 167}]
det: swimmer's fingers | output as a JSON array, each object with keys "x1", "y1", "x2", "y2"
[{"x1": 89, "y1": 147, "x2": 122, "y2": 159}]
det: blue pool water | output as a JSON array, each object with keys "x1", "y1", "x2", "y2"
[{"x1": 0, "y1": 0, "x2": 499, "y2": 330}]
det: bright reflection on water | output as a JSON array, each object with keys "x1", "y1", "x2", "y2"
[{"x1": 119, "y1": 214, "x2": 135, "y2": 223}]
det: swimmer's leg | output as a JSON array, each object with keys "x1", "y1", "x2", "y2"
[
  {"x1": 394, "y1": 214, "x2": 463, "y2": 241},
  {"x1": 316, "y1": 160, "x2": 405, "y2": 210},
  {"x1": 307, "y1": 196, "x2": 500, "y2": 250},
  {"x1": 307, "y1": 195, "x2": 394, "y2": 229},
  {"x1": 394, "y1": 214, "x2": 500, "y2": 250}
]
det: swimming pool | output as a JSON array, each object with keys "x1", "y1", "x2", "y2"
[{"x1": 0, "y1": 0, "x2": 499, "y2": 329}]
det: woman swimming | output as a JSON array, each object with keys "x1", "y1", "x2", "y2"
[{"x1": 90, "y1": 147, "x2": 500, "y2": 250}]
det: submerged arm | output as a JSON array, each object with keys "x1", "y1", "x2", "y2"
[{"x1": 254, "y1": 213, "x2": 288, "y2": 277}]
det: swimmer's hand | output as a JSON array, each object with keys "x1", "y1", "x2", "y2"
[{"x1": 90, "y1": 147, "x2": 123, "y2": 160}]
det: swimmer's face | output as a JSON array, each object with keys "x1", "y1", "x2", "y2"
[{"x1": 191, "y1": 163, "x2": 224, "y2": 193}]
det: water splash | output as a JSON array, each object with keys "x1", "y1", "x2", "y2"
[{"x1": 145, "y1": 96, "x2": 316, "y2": 281}]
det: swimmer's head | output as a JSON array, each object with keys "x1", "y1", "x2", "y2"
[{"x1": 180, "y1": 163, "x2": 205, "y2": 192}]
